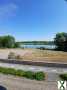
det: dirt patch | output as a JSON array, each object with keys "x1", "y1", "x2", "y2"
[{"x1": 0, "y1": 49, "x2": 67, "y2": 63}]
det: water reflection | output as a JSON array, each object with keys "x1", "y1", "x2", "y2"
[
  {"x1": 21, "y1": 44, "x2": 56, "y2": 49},
  {"x1": 0, "y1": 86, "x2": 7, "y2": 90}
]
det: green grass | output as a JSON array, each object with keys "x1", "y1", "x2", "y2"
[{"x1": 0, "y1": 67, "x2": 45, "y2": 81}]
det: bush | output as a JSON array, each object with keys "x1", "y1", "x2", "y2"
[
  {"x1": 0, "y1": 67, "x2": 6, "y2": 74},
  {"x1": 34, "y1": 72, "x2": 45, "y2": 80},
  {"x1": 16, "y1": 70, "x2": 25, "y2": 77},
  {"x1": 0, "y1": 67, "x2": 45, "y2": 81},
  {"x1": 25, "y1": 71, "x2": 34, "y2": 79},
  {"x1": 13, "y1": 42, "x2": 20, "y2": 48},
  {"x1": 5, "y1": 68, "x2": 16, "y2": 75},
  {"x1": 54, "y1": 32, "x2": 67, "y2": 51},
  {"x1": 59, "y1": 74, "x2": 67, "y2": 80},
  {"x1": 0, "y1": 67, "x2": 16, "y2": 75}
]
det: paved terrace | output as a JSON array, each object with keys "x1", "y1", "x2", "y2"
[
  {"x1": 0, "y1": 59, "x2": 67, "y2": 89},
  {"x1": 0, "y1": 74, "x2": 63, "y2": 90},
  {"x1": 0, "y1": 59, "x2": 67, "y2": 81}
]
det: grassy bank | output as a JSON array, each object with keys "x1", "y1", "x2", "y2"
[{"x1": 0, "y1": 67, "x2": 45, "y2": 81}]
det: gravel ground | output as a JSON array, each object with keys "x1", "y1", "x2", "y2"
[
  {"x1": 0, "y1": 62, "x2": 67, "y2": 74},
  {"x1": 0, "y1": 74, "x2": 59, "y2": 90},
  {"x1": 0, "y1": 62, "x2": 67, "y2": 81},
  {"x1": 0, "y1": 49, "x2": 67, "y2": 63},
  {"x1": 0, "y1": 49, "x2": 33, "y2": 59}
]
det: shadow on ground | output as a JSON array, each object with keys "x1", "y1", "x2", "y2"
[{"x1": 0, "y1": 86, "x2": 7, "y2": 90}]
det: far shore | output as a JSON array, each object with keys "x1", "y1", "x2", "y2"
[{"x1": 0, "y1": 48, "x2": 67, "y2": 63}]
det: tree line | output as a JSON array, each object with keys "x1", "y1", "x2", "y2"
[
  {"x1": 18, "y1": 41, "x2": 54, "y2": 45},
  {"x1": 0, "y1": 32, "x2": 67, "y2": 51}
]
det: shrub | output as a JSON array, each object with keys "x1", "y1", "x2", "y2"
[
  {"x1": 16, "y1": 70, "x2": 25, "y2": 77},
  {"x1": 59, "y1": 74, "x2": 67, "y2": 80},
  {"x1": 25, "y1": 71, "x2": 34, "y2": 79},
  {"x1": 0, "y1": 67, "x2": 45, "y2": 81},
  {"x1": 6, "y1": 68, "x2": 16, "y2": 75},
  {"x1": 54, "y1": 32, "x2": 67, "y2": 51},
  {"x1": 13, "y1": 42, "x2": 20, "y2": 48},
  {"x1": 0, "y1": 67, "x2": 7, "y2": 74},
  {"x1": 0, "y1": 67, "x2": 16, "y2": 75},
  {"x1": 34, "y1": 72, "x2": 45, "y2": 80}
]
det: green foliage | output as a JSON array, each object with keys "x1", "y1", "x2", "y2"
[
  {"x1": 25, "y1": 71, "x2": 34, "y2": 79},
  {"x1": 16, "y1": 70, "x2": 25, "y2": 76},
  {"x1": 0, "y1": 67, "x2": 45, "y2": 81},
  {"x1": 4, "y1": 68, "x2": 16, "y2": 75},
  {"x1": 59, "y1": 74, "x2": 67, "y2": 80},
  {"x1": 14, "y1": 42, "x2": 20, "y2": 48},
  {"x1": 54, "y1": 32, "x2": 67, "y2": 51},
  {"x1": 34, "y1": 72, "x2": 45, "y2": 80},
  {"x1": 18, "y1": 41, "x2": 54, "y2": 45},
  {"x1": 0, "y1": 35, "x2": 20, "y2": 48},
  {"x1": 0, "y1": 67, "x2": 16, "y2": 75},
  {"x1": 0, "y1": 35, "x2": 15, "y2": 48}
]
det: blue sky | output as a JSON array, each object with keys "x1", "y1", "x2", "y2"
[{"x1": 0, "y1": 0, "x2": 67, "y2": 41}]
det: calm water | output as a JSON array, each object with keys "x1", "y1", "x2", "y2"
[{"x1": 21, "y1": 44, "x2": 55, "y2": 49}]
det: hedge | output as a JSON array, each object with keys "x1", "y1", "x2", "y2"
[
  {"x1": 0, "y1": 67, "x2": 45, "y2": 81},
  {"x1": 59, "y1": 74, "x2": 67, "y2": 81},
  {"x1": 35, "y1": 72, "x2": 45, "y2": 80}
]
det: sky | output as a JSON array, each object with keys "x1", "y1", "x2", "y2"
[{"x1": 0, "y1": 0, "x2": 67, "y2": 41}]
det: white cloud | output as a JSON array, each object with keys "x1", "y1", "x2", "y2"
[{"x1": 0, "y1": 3, "x2": 18, "y2": 19}]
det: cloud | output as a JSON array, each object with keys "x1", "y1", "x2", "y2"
[{"x1": 0, "y1": 2, "x2": 18, "y2": 19}]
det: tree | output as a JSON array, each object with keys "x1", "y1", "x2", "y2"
[
  {"x1": 0, "y1": 35, "x2": 15, "y2": 48},
  {"x1": 0, "y1": 36, "x2": 3, "y2": 47},
  {"x1": 14, "y1": 42, "x2": 20, "y2": 48},
  {"x1": 54, "y1": 32, "x2": 67, "y2": 51}
]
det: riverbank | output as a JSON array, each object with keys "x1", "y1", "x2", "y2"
[{"x1": 0, "y1": 48, "x2": 67, "y2": 63}]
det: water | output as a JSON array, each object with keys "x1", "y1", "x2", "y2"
[{"x1": 21, "y1": 44, "x2": 55, "y2": 49}]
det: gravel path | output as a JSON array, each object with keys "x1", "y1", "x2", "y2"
[
  {"x1": 0, "y1": 62, "x2": 67, "y2": 90},
  {"x1": 0, "y1": 74, "x2": 59, "y2": 90},
  {"x1": 0, "y1": 49, "x2": 33, "y2": 59},
  {"x1": 0, "y1": 62, "x2": 67, "y2": 81},
  {"x1": 0, "y1": 62, "x2": 67, "y2": 74}
]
